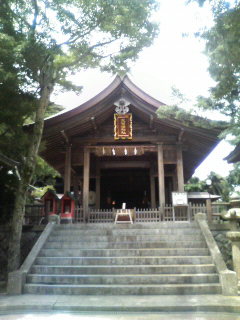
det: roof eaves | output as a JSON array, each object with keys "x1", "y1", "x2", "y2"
[{"x1": 224, "y1": 144, "x2": 240, "y2": 163}]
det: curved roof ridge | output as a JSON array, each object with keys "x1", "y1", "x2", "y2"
[
  {"x1": 122, "y1": 75, "x2": 166, "y2": 109},
  {"x1": 43, "y1": 74, "x2": 167, "y2": 127},
  {"x1": 44, "y1": 75, "x2": 122, "y2": 126}
]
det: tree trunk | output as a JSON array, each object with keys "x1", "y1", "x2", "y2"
[{"x1": 8, "y1": 64, "x2": 54, "y2": 272}]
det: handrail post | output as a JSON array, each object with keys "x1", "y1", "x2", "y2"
[
  {"x1": 226, "y1": 232, "x2": 240, "y2": 282},
  {"x1": 206, "y1": 199, "x2": 213, "y2": 222}
]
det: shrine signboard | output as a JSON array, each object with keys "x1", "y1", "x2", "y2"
[
  {"x1": 114, "y1": 113, "x2": 132, "y2": 140},
  {"x1": 172, "y1": 192, "x2": 188, "y2": 206}
]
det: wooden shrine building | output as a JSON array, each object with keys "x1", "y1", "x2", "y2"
[{"x1": 39, "y1": 75, "x2": 221, "y2": 218}]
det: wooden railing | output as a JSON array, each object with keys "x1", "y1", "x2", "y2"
[
  {"x1": 74, "y1": 207, "x2": 84, "y2": 223},
  {"x1": 23, "y1": 203, "x2": 230, "y2": 225},
  {"x1": 135, "y1": 208, "x2": 160, "y2": 223},
  {"x1": 88, "y1": 209, "x2": 113, "y2": 223}
]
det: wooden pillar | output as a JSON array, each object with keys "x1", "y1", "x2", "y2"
[
  {"x1": 177, "y1": 145, "x2": 184, "y2": 192},
  {"x1": 96, "y1": 162, "x2": 100, "y2": 209},
  {"x1": 83, "y1": 147, "x2": 90, "y2": 220},
  {"x1": 64, "y1": 144, "x2": 71, "y2": 193},
  {"x1": 157, "y1": 144, "x2": 165, "y2": 206},
  {"x1": 150, "y1": 162, "x2": 156, "y2": 208}
]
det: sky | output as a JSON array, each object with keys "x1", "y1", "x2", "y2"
[{"x1": 52, "y1": 0, "x2": 234, "y2": 180}]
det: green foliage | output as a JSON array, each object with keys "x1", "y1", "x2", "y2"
[
  {"x1": 1, "y1": 0, "x2": 159, "y2": 88},
  {"x1": 204, "y1": 4, "x2": 240, "y2": 108},
  {"x1": 0, "y1": 0, "x2": 159, "y2": 182},
  {"x1": 185, "y1": 172, "x2": 232, "y2": 202},
  {"x1": 207, "y1": 171, "x2": 232, "y2": 201},
  {"x1": 45, "y1": 103, "x2": 65, "y2": 118},
  {"x1": 227, "y1": 163, "x2": 240, "y2": 189},
  {"x1": 157, "y1": 104, "x2": 226, "y2": 129},
  {"x1": 32, "y1": 156, "x2": 60, "y2": 187},
  {"x1": 0, "y1": 0, "x2": 159, "y2": 156},
  {"x1": 190, "y1": 1, "x2": 240, "y2": 143},
  {"x1": 31, "y1": 185, "x2": 56, "y2": 200},
  {"x1": 0, "y1": 167, "x2": 19, "y2": 223},
  {"x1": 184, "y1": 177, "x2": 208, "y2": 192},
  {"x1": 2, "y1": 0, "x2": 159, "y2": 271},
  {"x1": 157, "y1": 86, "x2": 226, "y2": 129}
]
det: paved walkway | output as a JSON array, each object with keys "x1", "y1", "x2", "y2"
[
  {"x1": 1, "y1": 312, "x2": 240, "y2": 320},
  {"x1": 1, "y1": 294, "x2": 240, "y2": 314}
]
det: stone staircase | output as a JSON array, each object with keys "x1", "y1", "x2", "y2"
[{"x1": 23, "y1": 222, "x2": 222, "y2": 295}]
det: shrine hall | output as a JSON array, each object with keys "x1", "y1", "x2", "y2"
[{"x1": 38, "y1": 75, "x2": 221, "y2": 219}]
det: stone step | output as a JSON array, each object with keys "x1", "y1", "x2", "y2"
[
  {"x1": 40, "y1": 247, "x2": 209, "y2": 257},
  {"x1": 23, "y1": 283, "x2": 222, "y2": 295},
  {"x1": 44, "y1": 240, "x2": 208, "y2": 249},
  {"x1": 55, "y1": 222, "x2": 196, "y2": 230},
  {"x1": 47, "y1": 234, "x2": 204, "y2": 242},
  {"x1": 52, "y1": 228, "x2": 201, "y2": 236},
  {"x1": 31, "y1": 264, "x2": 217, "y2": 275},
  {"x1": 27, "y1": 273, "x2": 219, "y2": 285},
  {"x1": 35, "y1": 256, "x2": 213, "y2": 266}
]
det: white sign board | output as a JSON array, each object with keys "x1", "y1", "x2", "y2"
[{"x1": 172, "y1": 192, "x2": 188, "y2": 206}]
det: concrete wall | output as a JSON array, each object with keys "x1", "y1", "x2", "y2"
[
  {"x1": 0, "y1": 226, "x2": 42, "y2": 282},
  {"x1": 212, "y1": 231, "x2": 232, "y2": 270},
  {"x1": 210, "y1": 224, "x2": 233, "y2": 270}
]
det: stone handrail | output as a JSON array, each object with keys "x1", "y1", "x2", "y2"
[
  {"x1": 195, "y1": 213, "x2": 238, "y2": 296},
  {"x1": 7, "y1": 222, "x2": 55, "y2": 294}
]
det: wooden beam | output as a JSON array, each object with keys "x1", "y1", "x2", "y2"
[
  {"x1": 149, "y1": 114, "x2": 154, "y2": 130},
  {"x1": 64, "y1": 144, "x2": 71, "y2": 193},
  {"x1": 177, "y1": 145, "x2": 184, "y2": 192},
  {"x1": 150, "y1": 162, "x2": 156, "y2": 208},
  {"x1": 72, "y1": 135, "x2": 177, "y2": 144},
  {"x1": 61, "y1": 130, "x2": 69, "y2": 144},
  {"x1": 178, "y1": 129, "x2": 184, "y2": 142},
  {"x1": 83, "y1": 147, "x2": 90, "y2": 220},
  {"x1": 91, "y1": 116, "x2": 98, "y2": 132},
  {"x1": 157, "y1": 144, "x2": 165, "y2": 206},
  {"x1": 99, "y1": 161, "x2": 150, "y2": 169}
]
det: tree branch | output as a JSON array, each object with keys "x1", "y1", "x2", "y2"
[
  {"x1": 2, "y1": 0, "x2": 32, "y2": 29},
  {"x1": 31, "y1": 0, "x2": 39, "y2": 32}
]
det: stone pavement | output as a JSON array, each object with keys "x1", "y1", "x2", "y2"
[
  {"x1": 1, "y1": 312, "x2": 240, "y2": 320},
  {"x1": 1, "y1": 294, "x2": 240, "y2": 314}
]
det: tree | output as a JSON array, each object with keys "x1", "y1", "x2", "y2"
[
  {"x1": 1, "y1": 0, "x2": 159, "y2": 271},
  {"x1": 32, "y1": 156, "x2": 60, "y2": 188},
  {"x1": 184, "y1": 177, "x2": 208, "y2": 192},
  {"x1": 185, "y1": 172, "x2": 232, "y2": 202},
  {"x1": 206, "y1": 172, "x2": 232, "y2": 202},
  {"x1": 190, "y1": 1, "x2": 240, "y2": 142},
  {"x1": 156, "y1": 87, "x2": 226, "y2": 130},
  {"x1": 227, "y1": 163, "x2": 240, "y2": 193}
]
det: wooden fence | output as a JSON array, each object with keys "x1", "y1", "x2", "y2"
[
  {"x1": 88, "y1": 209, "x2": 113, "y2": 223},
  {"x1": 24, "y1": 204, "x2": 45, "y2": 225},
  {"x1": 23, "y1": 202, "x2": 230, "y2": 225}
]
